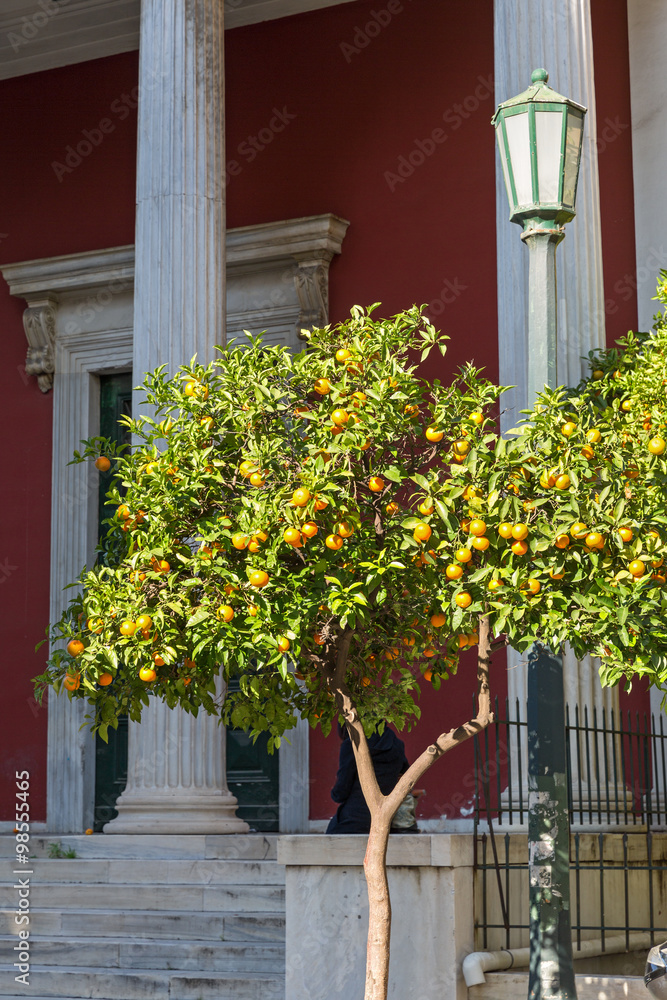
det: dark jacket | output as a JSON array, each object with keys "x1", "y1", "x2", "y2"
[{"x1": 326, "y1": 727, "x2": 409, "y2": 834}]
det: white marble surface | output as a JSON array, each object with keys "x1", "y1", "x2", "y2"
[{"x1": 282, "y1": 835, "x2": 474, "y2": 1000}]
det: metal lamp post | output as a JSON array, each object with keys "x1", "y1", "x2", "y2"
[{"x1": 492, "y1": 69, "x2": 586, "y2": 1000}]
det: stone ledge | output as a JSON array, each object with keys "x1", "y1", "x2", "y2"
[
  {"x1": 469, "y1": 971, "x2": 645, "y2": 1000},
  {"x1": 277, "y1": 833, "x2": 473, "y2": 867}
]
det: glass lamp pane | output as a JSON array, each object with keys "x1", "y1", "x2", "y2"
[
  {"x1": 562, "y1": 113, "x2": 584, "y2": 207},
  {"x1": 504, "y1": 112, "x2": 532, "y2": 206},
  {"x1": 535, "y1": 109, "x2": 563, "y2": 204},
  {"x1": 496, "y1": 120, "x2": 515, "y2": 211}
]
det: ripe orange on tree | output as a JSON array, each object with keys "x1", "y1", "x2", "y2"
[
  {"x1": 618, "y1": 527, "x2": 634, "y2": 543},
  {"x1": 413, "y1": 522, "x2": 432, "y2": 542},
  {"x1": 139, "y1": 666, "x2": 157, "y2": 682},
  {"x1": 284, "y1": 527, "x2": 303, "y2": 547},
  {"x1": 555, "y1": 474, "x2": 571, "y2": 490},
  {"x1": 386, "y1": 501, "x2": 399, "y2": 515},
  {"x1": 292, "y1": 488, "x2": 311, "y2": 507},
  {"x1": 455, "y1": 547, "x2": 472, "y2": 563},
  {"x1": 571, "y1": 522, "x2": 588, "y2": 539},
  {"x1": 217, "y1": 605, "x2": 235, "y2": 623},
  {"x1": 555, "y1": 534, "x2": 570, "y2": 549},
  {"x1": 499, "y1": 522, "x2": 514, "y2": 539},
  {"x1": 425, "y1": 427, "x2": 444, "y2": 442},
  {"x1": 67, "y1": 639, "x2": 84, "y2": 657},
  {"x1": 469, "y1": 519, "x2": 486, "y2": 537},
  {"x1": 120, "y1": 620, "x2": 137, "y2": 637},
  {"x1": 629, "y1": 559, "x2": 646, "y2": 578},
  {"x1": 336, "y1": 521, "x2": 355, "y2": 538},
  {"x1": 419, "y1": 498, "x2": 434, "y2": 515},
  {"x1": 249, "y1": 570, "x2": 270, "y2": 588},
  {"x1": 63, "y1": 673, "x2": 80, "y2": 691},
  {"x1": 511, "y1": 523, "x2": 528, "y2": 540},
  {"x1": 314, "y1": 495, "x2": 329, "y2": 511},
  {"x1": 277, "y1": 636, "x2": 290, "y2": 652},
  {"x1": 649, "y1": 436, "x2": 666, "y2": 455},
  {"x1": 326, "y1": 533, "x2": 344, "y2": 551},
  {"x1": 314, "y1": 378, "x2": 331, "y2": 395},
  {"x1": 446, "y1": 564, "x2": 463, "y2": 580},
  {"x1": 585, "y1": 532, "x2": 604, "y2": 550},
  {"x1": 117, "y1": 504, "x2": 131, "y2": 520},
  {"x1": 430, "y1": 613, "x2": 446, "y2": 628},
  {"x1": 232, "y1": 532, "x2": 250, "y2": 550},
  {"x1": 336, "y1": 348, "x2": 352, "y2": 363},
  {"x1": 511, "y1": 540, "x2": 528, "y2": 556},
  {"x1": 332, "y1": 409, "x2": 350, "y2": 426},
  {"x1": 302, "y1": 521, "x2": 319, "y2": 538},
  {"x1": 98, "y1": 672, "x2": 113, "y2": 687},
  {"x1": 472, "y1": 536, "x2": 490, "y2": 551},
  {"x1": 561, "y1": 422, "x2": 577, "y2": 437},
  {"x1": 455, "y1": 591, "x2": 472, "y2": 609},
  {"x1": 95, "y1": 456, "x2": 111, "y2": 472},
  {"x1": 369, "y1": 476, "x2": 385, "y2": 492},
  {"x1": 136, "y1": 615, "x2": 153, "y2": 631},
  {"x1": 587, "y1": 428, "x2": 601, "y2": 444}
]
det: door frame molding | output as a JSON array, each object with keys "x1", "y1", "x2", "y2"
[{"x1": 2, "y1": 214, "x2": 347, "y2": 832}]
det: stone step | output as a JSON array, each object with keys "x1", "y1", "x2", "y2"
[
  {"x1": 0, "y1": 882, "x2": 285, "y2": 912},
  {"x1": 0, "y1": 908, "x2": 285, "y2": 942},
  {"x1": 0, "y1": 936, "x2": 284, "y2": 973},
  {"x1": 0, "y1": 834, "x2": 278, "y2": 861},
  {"x1": 0, "y1": 965, "x2": 284, "y2": 999},
  {"x1": 3, "y1": 858, "x2": 285, "y2": 885}
]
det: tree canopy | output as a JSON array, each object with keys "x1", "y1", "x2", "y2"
[{"x1": 36, "y1": 288, "x2": 667, "y2": 743}]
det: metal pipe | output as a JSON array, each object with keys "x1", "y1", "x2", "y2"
[{"x1": 462, "y1": 931, "x2": 657, "y2": 987}]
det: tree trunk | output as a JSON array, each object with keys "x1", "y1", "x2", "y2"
[
  {"x1": 363, "y1": 813, "x2": 393, "y2": 1000},
  {"x1": 330, "y1": 615, "x2": 495, "y2": 1000}
]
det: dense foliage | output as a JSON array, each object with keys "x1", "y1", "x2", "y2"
[{"x1": 36, "y1": 289, "x2": 667, "y2": 743}]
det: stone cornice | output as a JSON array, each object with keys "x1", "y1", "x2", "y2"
[
  {"x1": 1, "y1": 213, "x2": 349, "y2": 391},
  {"x1": 0, "y1": 0, "x2": 357, "y2": 82}
]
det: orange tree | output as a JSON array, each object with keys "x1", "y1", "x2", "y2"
[{"x1": 36, "y1": 297, "x2": 667, "y2": 1000}]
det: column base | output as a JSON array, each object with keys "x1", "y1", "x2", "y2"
[{"x1": 104, "y1": 791, "x2": 250, "y2": 835}]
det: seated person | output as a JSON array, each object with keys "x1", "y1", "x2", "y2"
[{"x1": 326, "y1": 723, "x2": 419, "y2": 834}]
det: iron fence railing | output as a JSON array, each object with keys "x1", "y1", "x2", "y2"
[{"x1": 473, "y1": 699, "x2": 667, "y2": 952}]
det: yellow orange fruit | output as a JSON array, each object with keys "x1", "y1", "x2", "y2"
[
  {"x1": 98, "y1": 672, "x2": 113, "y2": 687},
  {"x1": 335, "y1": 348, "x2": 352, "y2": 362},
  {"x1": 325, "y1": 534, "x2": 344, "y2": 551},
  {"x1": 369, "y1": 476, "x2": 385, "y2": 492},
  {"x1": 469, "y1": 519, "x2": 487, "y2": 537},
  {"x1": 419, "y1": 499, "x2": 435, "y2": 515},
  {"x1": 120, "y1": 620, "x2": 137, "y2": 637},
  {"x1": 217, "y1": 605, "x2": 235, "y2": 623},
  {"x1": 314, "y1": 495, "x2": 329, "y2": 511},
  {"x1": 561, "y1": 421, "x2": 577, "y2": 437},
  {"x1": 455, "y1": 592, "x2": 472, "y2": 609},
  {"x1": 446, "y1": 564, "x2": 463, "y2": 580},
  {"x1": 555, "y1": 474, "x2": 571, "y2": 490},
  {"x1": 87, "y1": 618, "x2": 104, "y2": 634},
  {"x1": 135, "y1": 615, "x2": 153, "y2": 631},
  {"x1": 469, "y1": 412, "x2": 484, "y2": 424},
  {"x1": 498, "y1": 522, "x2": 514, "y2": 539},
  {"x1": 628, "y1": 559, "x2": 646, "y2": 578},
  {"x1": 511, "y1": 540, "x2": 528, "y2": 556},
  {"x1": 618, "y1": 527, "x2": 634, "y2": 543},
  {"x1": 277, "y1": 636, "x2": 290, "y2": 652},
  {"x1": 585, "y1": 532, "x2": 604, "y2": 550},
  {"x1": 472, "y1": 536, "x2": 490, "y2": 551},
  {"x1": 511, "y1": 523, "x2": 528, "y2": 540},
  {"x1": 385, "y1": 501, "x2": 399, "y2": 515},
  {"x1": 314, "y1": 378, "x2": 331, "y2": 395},
  {"x1": 336, "y1": 521, "x2": 355, "y2": 538},
  {"x1": 232, "y1": 533, "x2": 250, "y2": 550},
  {"x1": 452, "y1": 439, "x2": 470, "y2": 456},
  {"x1": 63, "y1": 673, "x2": 80, "y2": 691},
  {"x1": 292, "y1": 488, "x2": 311, "y2": 507},
  {"x1": 302, "y1": 521, "x2": 319, "y2": 538},
  {"x1": 555, "y1": 534, "x2": 570, "y2": 549},
  {"x1": 248, "y1": 605, "x2": 259, "y2": 617},
  {"x1": 425, "y1": 426, "x2": 444, "y2": 442},
  {"x1": 571, "y1": 522, "x2": 588, "y2": 539},
  {"x1": 249, "y1": 570, "x2": 270, "y2": 588},
  {"x1": 331, "y1": 408, "x2": 350, "y2": 426},
  {"x1": 430, "y1": 613, "x2": 446, "y2": 628},
  {"x1": 649, "y1": 436, "x2": 666, "y2": 455},
  {"x1": 117, "y1": 504, "x2": 131, "y2": 520},
  {"x1": 587, "y1": 428, "x2": 601, "y2": 444},
  {"x1": 95, "y1": 456, "x2": 111, "y2": 472},
  {"x1": 413, "y1": 522, "x2": 432, "y2": 542},
  {"x1": 284, "y1": 527, "x2": 303, "y2": 547},
  {"x1": 249, "y1": 471, "x2": 265, "y2": 487},
  {"x1": 139, "y1": 666, "x2": 157, "y2": 682},
  {"x1": 455, "y1": 547, "x2": 472, "y2": 563}
]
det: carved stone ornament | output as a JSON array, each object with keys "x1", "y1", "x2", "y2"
[
  {"x1": 294, "y1": 259, "x2": 331, "y2": 338},
  {"x1": 23, "y1": 302, "x2": 56, "y2": 392}
]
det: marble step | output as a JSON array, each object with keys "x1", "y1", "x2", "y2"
[
  {"x1": 0, "y1": 908, "x2": 285, "y2": 942},
  {"x1": 0, "y1": 966, "x2": 284, "y2": 999},
  {"x1": 0, "y1": 882, "x2": 285, "y2": 912},
  {"x1": 0, "y1": 936, "x2": 284, "y2": 973},
  {"x1": 0, "y1": 835, "x2": 278, "y2": 861},
  {"x1": 3, "y1": 858, "x2": 285, "y2": 885}
]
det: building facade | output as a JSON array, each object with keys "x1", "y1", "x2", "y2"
[{"x1": 0, "y1": 0, "x2": 659, "y2": 837}]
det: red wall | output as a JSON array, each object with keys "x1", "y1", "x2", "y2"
[
  {"x1": 0, "y1": 52, "x2": 139, "y2": 821},
  {"x1": 227, "y1": 0, "x2": 502, "y2": 820},
  {"x1": 591, "y1": 0, "x2": 638, "y2": 345}
]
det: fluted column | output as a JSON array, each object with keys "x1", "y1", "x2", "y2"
[
  {"x1": 108, "y1": 0, "x2": 247, "y2": 834},
  {"x1": 495, "y1": 0, "x2": 620, "y2": 822}
]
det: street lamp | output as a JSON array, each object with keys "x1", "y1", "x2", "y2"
[
  {"x1": 492, "y1": 67, "x2": 585, "y2": 401},
  {"x1": 492, "y1": 69, "x2": 587, "y2": 1000}
]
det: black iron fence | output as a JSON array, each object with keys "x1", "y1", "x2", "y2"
[{"x1": 473, "y1": 699, "x2": 667, "y2": 952}]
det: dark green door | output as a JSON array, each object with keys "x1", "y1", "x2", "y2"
[
  {"x1": 92, "y1": 374, "x2": 280, "y2": 832},
  {"x1": 93, "y1": 373, "x2": 133, "y2": 830},
  {"x1": 226, "y1": 727, "x2": 280, "y2": 832}
]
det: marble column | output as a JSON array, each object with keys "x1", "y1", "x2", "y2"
[
  {"x1": 107, "y1": 0, "x2": 247, "y2": 834},
  {"x1": 495, "y1": 0, "x2": 621, "y2": 822}
]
